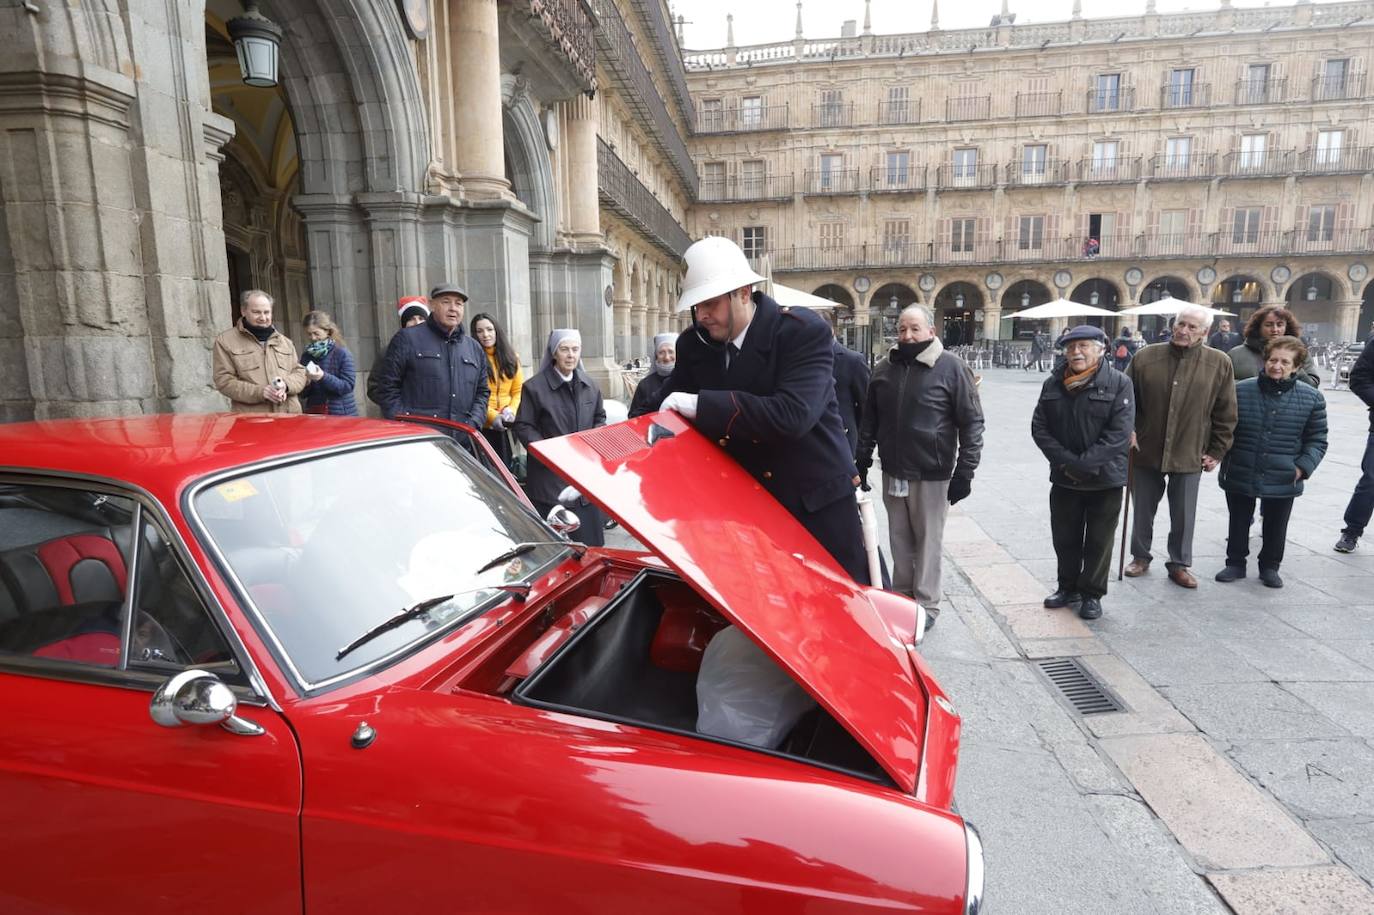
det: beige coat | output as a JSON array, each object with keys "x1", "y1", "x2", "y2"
[
  {"x1": 1125, "y1": 341, "x2": 1238, "y2": 473},
  {"x1": 212, "y1": 320, "x2": 308, "y2": 413}
]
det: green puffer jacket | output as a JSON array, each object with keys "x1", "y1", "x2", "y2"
[
  {"x1": 1228, "y1": 337, "x2": 1320, "y2": 387},
  {"x1": 1218, "y1": 375, "x2": 1328, "y2": 499}
]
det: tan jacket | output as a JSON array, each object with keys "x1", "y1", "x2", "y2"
[
  {"x1": 212, "y1": 320, "x2": 307, "y2": 413},
  {"x1": 1125, "y1": 341, "x2": 1238, "y2": 473}
]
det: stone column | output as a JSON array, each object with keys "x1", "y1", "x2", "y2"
[
  {"x1": 1337, "y1": 301, "x2": 1362, "y2": 342},
  {"x1": 451, "y1": 0, "x2": 511, "y2": 200},
  {"x1": 982, "y1": 304, "x2": 1002, "y2": 341}
]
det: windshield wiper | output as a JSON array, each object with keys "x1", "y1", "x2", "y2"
[
  {"x1": 336, "y1": 584, "x2": 531, "y2": 661},
  {"x1": 474, "y1": 540, "x2": 587, "y2": 575}
]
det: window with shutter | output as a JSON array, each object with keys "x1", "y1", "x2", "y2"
[
  {"x1": 1308, "y1": 204, "x2": 1337, "y2": 243},
  {"x1": 819, "y1": 222, "x2": 845, "y2": 250},
  {"x1": 701, "y1": 99, "x2": 723, "y2": 131},
  {"x1": 1240, "y1": 134, "x2": 1267, "y2": 170},
  {"x1": 740, "y1": 96, "x2": 763, "y2": 130},
  {"x1": 1317, "y1": 129, "x2": 1344, "y2": 167},
  {"x1": 883, "y1": 219, "x2": 911, "y2": 262},
  {"x1": 1232, "y1": 207, "x2": 1262, "y2": 244},
  {"x1": 951, "y1": 217, "x2": 976, "y2": 254},
  {"x1": 1018, "y1": 215, "x2": 1044, "y2": 251}
]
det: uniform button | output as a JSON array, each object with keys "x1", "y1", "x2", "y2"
[{"x1": 763, "y1": 471, "x2": 773, "y2": 479}]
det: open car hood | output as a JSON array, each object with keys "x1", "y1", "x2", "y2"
[{"x1": 530, "y1": 412, "x2": 926, "y2": 792}]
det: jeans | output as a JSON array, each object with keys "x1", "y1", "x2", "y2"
[
  {"x1": 1225, "y1": 492, "x2": 1295, "y2": 571},
  {"x1": 1342, "y1": 432, "x2": 1374, "y2": 537},
  {"x1": 1049, "y1": 486, "x2": 1124, "y2": 599}
]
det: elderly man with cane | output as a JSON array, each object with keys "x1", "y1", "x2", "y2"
[{"x1": 1031, "y1": 326, "x2": 1135, "y2": 620}]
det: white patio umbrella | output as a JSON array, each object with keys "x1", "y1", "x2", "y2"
[
  {"x1": 1119, "y1": 299, "x2": 1237, "y2": 318},
  {"x1": 1001, "y1": 297, "x2": 1119, "y2": 320},
  {"x1": 771, "y1": 282, "x2": 840, "y2": 310}
]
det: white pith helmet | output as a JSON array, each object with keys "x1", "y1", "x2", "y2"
[{"x1": 675, "y1": 236, "x2": 766, "y2": 313}]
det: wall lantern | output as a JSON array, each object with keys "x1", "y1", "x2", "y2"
[
  {"x1": 1231, "y1": 285, "x2": 1243, "y2": 303},
  {"x1": 889, "y1": 294, "x2": 899, "y2": 313},
  {"x1": 228, "y1": 2, "x2": 284, "y2": 89},
  {"x1": 1020, "y1": 290, "x2": 1031, "y2": 308},
  {"x1": 1089, "y1": 288, "x2": 1101, "y2": 306},
  {"x1": 1305, "y1": 281, "x2": 1319, "y2": 301},
  {"x1": 955, "y1": 291, "x2": 966, "y2": 309}
]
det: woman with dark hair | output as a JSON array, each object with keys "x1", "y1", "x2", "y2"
[
  {"x1": 470, "y1": 313, "x2": 523, "y2": 463},
  {"x1": 299, "y1": 310, "x2": 358, "y2": 415},
  {"x1": 1215, "y1": 335, "x2": 1328, "y2": 588},
  {"x1": 1229, "y1": 305, "x2": 1320, "y2": 386}
]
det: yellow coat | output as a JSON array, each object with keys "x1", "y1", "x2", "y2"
[{"x1": 483, "y1": 347, "x2": 523, "y2": 428}]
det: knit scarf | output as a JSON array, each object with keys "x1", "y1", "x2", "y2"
[
  {"x1": 245, "y1": 322, "x2": 276, "y2": 343},
  {"x1": 304, "y1": 339, "x2": 333, "y2": 361},
  {"x1": 1062, "y1": 365, "x2": 1096, "y2": 392}
]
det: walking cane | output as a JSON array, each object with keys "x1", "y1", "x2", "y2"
[{"x1": 1118, "y1": 448, "x2": 1135, "y2": 581}]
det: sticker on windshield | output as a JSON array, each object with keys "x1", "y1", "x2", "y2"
[{"x1": 216, "y1": 480, "x2": 259, "y2": 503}]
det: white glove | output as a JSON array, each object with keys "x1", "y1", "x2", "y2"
[
  {"x1": 501, "y1": 407, "x2": 516, "y2": 424},
  {"x1": 490, "y1": 414, "x2": 505, "y2": 432},
  {"x1": 661, "y1": 392, "x2": 699, "y2": 420},
  {"x1": 557, "y1": 485, "x2": 583, "y2": 508}
]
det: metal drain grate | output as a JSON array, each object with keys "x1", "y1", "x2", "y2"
[{"x1": 1035, "y1": 657, "x2": 1125, "y2": 716}]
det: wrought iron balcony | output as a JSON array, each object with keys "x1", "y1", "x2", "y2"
[
  {"x1": 697, "y1": 174, "x2": 795, "y2": 202},
  {"x1": 811, "y1": 102, "x2": 855, "y2": 128},
  {"x1": 1015, "y1": 92, "x2": 1062, "y2": 118},
  {"x1": 1234, "y1": 78, "x2": 1286, "y2": 105},
  {"x1": 803, "y1": 168, "x2": 861, "y2": 194},
  {"x1": 771, "y1": 245, "x2": 869, "y2": 272},
  {"x1": 695, "y1": 104, "x2": 790, "y2": 133},
  {"x1": 625, "y1": 0, "x2": 695, "y2": 124},
  {"x1": 1075, "y1": 157, "x2": 1142, "y2": 183},
  {"x1": 1296, "y1": 146, "x2": 1374, "y2": 174},
  {"x1": 927, "y1": 241, "x2": 1000, "y2": 265},
  {"x1": 1222, "y1": 149, "x2": 1296, "y2": 178},
  {"x1": 596, "y1": 138, "x2": 691, "y2": 256},
  {"x1": 878, "y1": 98, "x2": 921, "y2": 125},
  {"x1": 1149, "y1": 153, "x2": 1215, "y2": 180},
  {"x1": 935, "y1": 163, "x2": 999, "y2": 190},
  {"x1": 946, "y1": 96, "x2": 991, "y2": 122},
  {"x1": 868, "y1": 165, "x2": 927, "y2": 193},
  {"x1": 1085, "y1": 87, "x2": 1135, "y2": 114},
  {"x1": 591, "y1": 0, "x2": 697, "y2": 196},
  {"x1": 1312, "y1": 73, "x2": 1366, "y2": 101},
  {"x1": 1075, "y1": 234, "x2": 1135, "y2": 260},
  {"x1": 1212, "y1": 230, "x2": 1286, "y2": 257},
  {"x1": 516, "y1": 0, "x2": 597, "y2": 91},
  {"x1": 1005, "y1": 158, "x2": 1068, "y2": 187},
  {"x1": 1136, "y1": 233, "x2": 1211, "y2": 257},
  {"x1": 1287, "y1": 228, "x2": 1368, "y2": 256},
  {"x1": 1160, "y1": 82, "x2": 1211, "y2": 109}
]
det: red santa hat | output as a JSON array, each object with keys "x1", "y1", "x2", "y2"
[{"x1": 397, "y1": 296, "x2": 429, "y2": 327}]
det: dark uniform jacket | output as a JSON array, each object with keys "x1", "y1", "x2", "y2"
[
  {"x1": 371, "y1": 315, "x2": 489, "y2": 425},
  {"x1": 1219, "y1": 375, "x2": 1328, "y2": 499},
  {"x1": 514, "y1": 364, "x2": 607, "y2": 507},
  {"x1": 857, "y1": 337, "x2": 984, "y2": 483},
  {"x1": 1350, "y1": 337, "x2": 1374, "y2": 431},
  {"x1": 831, "y1": 340, "x2": 870, "y2": 456},
  {"x1": 1031, "y1": 358, "x2": 1134, "y2": 490},
  {"x1": 628, "y1": 370, "x2": 672, "y2": 418},
  {"x1": 661, "y1": 292, "x2": 858, "y2": 518}
]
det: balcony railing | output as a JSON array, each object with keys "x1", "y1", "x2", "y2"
[
  {"x1": 592, "y1": 1, "x2": 697, "y2": 195},
  {"x1": 1222, "y1": 149, "x2": 1296, "y2": 178},
  {"x1": 1160, "y1": 82, "x2": 1212, "y2": 109},
  {"x1": 1234, "y1": 78, "x2": 1286, "y2": 105},
  {"x1": 1085, "y1": 87, "x2": 1136, "y2": 113},
  {"x1": 878, "y1": 98, "x2": 921, "y2": 125},
  {"x1": 804, "y1": 168, "x2": 861, "y2": 194},
  {"x1": 1005, "y1": 158, "x2": 1068, "y2": 187},
  {"x1": 869, "y1": 165, "x2": 927, "y2": 193},
  {"x1": 946, "y1": 96, "x2": 991, "y2": 121},
  {"x1": 1296, "y1": 146, "x2": 1374, "y2": 174},
  {"x1": 1149, "y1": 153, "x2": 1215, "y2": 180},
  {"x1": 812, "y1": 102, "x2": 855, "y2": 128},
  {"x1": 1076, "y1": 157, "x2": 1143, "y2": 183},
  {"x1": 696, "y1": 104, "x2": 790, "y2": 133},
  {"x1": 697, "y1": 174, "x2": 795, "y2": 202},
  {"x1": 935, "y1": 163, "x2": 999, "y2": 189},
  {"x1": 1313, "y1": 73, "x2": 1366, "y2": 101},
  {"x1": 596, "y1": 139, "x2": 691, "y2": 256},
  {"x1": 521, "y1": 0, "x2": 596, "y2": 91},
  {"x1": 1015, "y1": 92, "x2": 1062, "y2": 118},
  {"x1": 769, "y1": 229, "x2": 1374, "y2": 273}
]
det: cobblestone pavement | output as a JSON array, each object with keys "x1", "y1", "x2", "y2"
[
  {"x1": 915, "y1": 367, "x2": 1374, "y2": 914},
  {"x1": 606, "y1": 366, "x2": 1374, "y2": 912}
]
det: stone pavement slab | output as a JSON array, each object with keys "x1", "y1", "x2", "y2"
[
  {"x1": 1285, "y1": 681, "x2": 1374, "y2": 737},
  {"x1": 1221, "y1": 637, "x2": 1374, "y2": 681},
  {"x1": 1162, "y1": 682, "x2": 1353, "y2": 740},
  {"x1": 1306, "y1": 820, "x2": 1374, "y2": 886},
  {"x1": 1207, "y1": 866, "x2": 1374, "y2": 914},
  {"x1": 1101, "y1": 733, "x2": 1329, "y2": 870},
  {"x1": 1227, "y1": 738, "x2": 1374, "y2": 820},
  {"x1": 1104, "y1": 636, "x2": 1271, "y2": 687}
]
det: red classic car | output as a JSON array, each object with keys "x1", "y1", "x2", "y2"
[{"x1": 0, "y1": 411, "x2": 981, "y2": 913}]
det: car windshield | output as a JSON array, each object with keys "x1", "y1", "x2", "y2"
[{"x1": 192, "y1": 438, "x2": 566, "y2": 686}]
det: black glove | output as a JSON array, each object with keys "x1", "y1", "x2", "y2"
[
  {"x1": 947, "y1": 476, "x2": 972, "y2": 505},
  {"x1": 856, "y1": 455, "x2": 872, "y2": 492}
]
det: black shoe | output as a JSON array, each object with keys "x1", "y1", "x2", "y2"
[
  {"x1": 1260, "y1": 568, "x2": 1284, "y2": 588},
  {"x1": 1044, "y1": 589, "x2": 1081, "y2": 609},
  {"x1": 1335, "y1": 533, "x2": 1359, "y2": 553},
  {"x1": 1215, "y1": 565, "x2": 1246, "y2": 583},
  {"x1": 923, "y1": 611, "x2": 938, "y2": 632},
  {"x1": 1077, "y1": 597, "x2": 1103, "y2": 620}
]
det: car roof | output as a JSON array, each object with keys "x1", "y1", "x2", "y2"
[{"x1": 0, "y1": 414, "x2": 429, "y2": 496}]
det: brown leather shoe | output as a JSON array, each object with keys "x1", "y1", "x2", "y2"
[
  {"x1": 1124, "y1": 558, "x2": 1151, "y2": 577},
  {"x1": 1168, "y1": 566, "x2": 1198, "y2": 589}
]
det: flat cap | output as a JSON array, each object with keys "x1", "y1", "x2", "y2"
[
  {"x1": 429, "y1": 283, "x2": 468, "y2": 302},
  {"x1": 1060, "y1": 324, "x2": 1110, "y2": 346}
]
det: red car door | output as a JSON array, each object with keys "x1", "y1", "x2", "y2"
[{"x1": 0, "y1": 487, "x2": 302, "y2": 915}]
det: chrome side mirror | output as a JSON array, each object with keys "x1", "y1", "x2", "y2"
[
  {"x1": 545, "y1": 504, "x2": 581, "y2": 535},
  {"x1": 151, "y1": 669, "x2": 264, "y2": 736}
]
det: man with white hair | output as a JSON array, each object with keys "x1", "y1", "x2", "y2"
[
  {"x1": 1123, "y1": 303, "x2": 1238, "y2": 588},
  {"x1": 658, "y1": 236, "x2": 869, "y2": 583}
]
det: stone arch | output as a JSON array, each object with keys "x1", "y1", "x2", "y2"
[
  {"x1": 1070, "y1": 277, "x2": 1125, "y2": 329},
  {"x1": 1001, "y1": 278, "x2": 1054, "y2": 313},
  {"x1": 501, "y1": 80, "x2": 557, "y2": 252},
  {"x1": 1283, "y1": 270, "x2": 1350, "y2": 303},
  {"x1": 932, "y1": 281, "x2": 985, "y2": 345},
  {"x1": 1141, "y1": 274, "x2": 1200, "y2": 303},
  {"x1": 1213, "y1": 272, "x2": 1272, "y2": 305},
  {"x1": 812, "y1": 283, "x2": 857, "y2": 308}
]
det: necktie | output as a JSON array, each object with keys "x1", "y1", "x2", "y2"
[{"x1": 726, "y1": 342, "x2": 739, "y2": 371}]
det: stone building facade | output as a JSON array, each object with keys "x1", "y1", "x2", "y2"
[
  {"x1": 684, "y1": 1, "x2": 1374, "y2": 354},
  {"x1": 0, "y1": 0, "x2": 693, "y2": 420}
]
